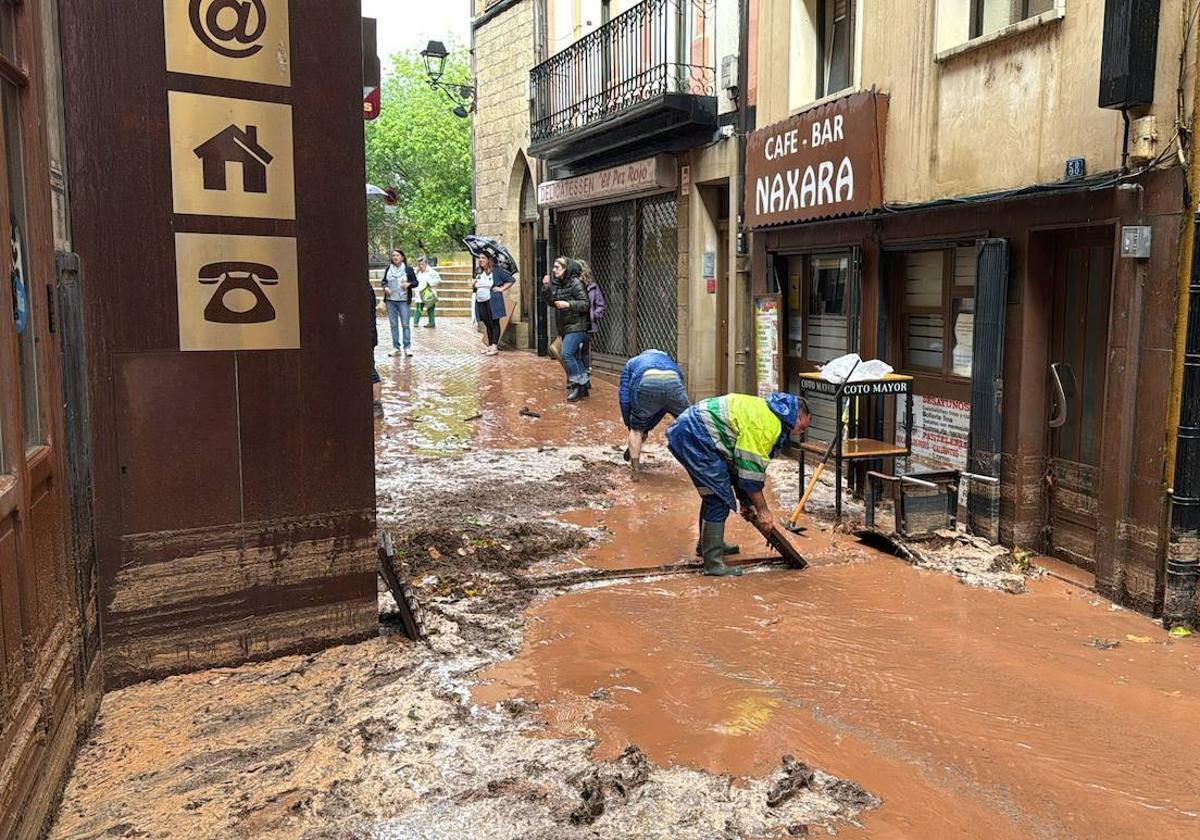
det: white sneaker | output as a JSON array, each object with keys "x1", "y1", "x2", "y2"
[
  {"x1": 388, "y1": 349, "x2": 400, "y2": 357},
  {"x1": 404, "y1": 348, "x2": 413, "y2": 357}
]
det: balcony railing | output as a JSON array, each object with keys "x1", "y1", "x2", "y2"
[{"x1": 530, "y1": 0, "x2": 715, "y2": 146}]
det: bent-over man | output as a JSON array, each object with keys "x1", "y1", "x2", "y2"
[
  {"x1": 666, "y1": 393, "x2": 811, "y2": 577},
  {"x1": 618, "y1": 349, "x2": 691, "y2": 480}
]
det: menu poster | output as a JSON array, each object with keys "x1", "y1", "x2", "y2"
[{"x1": 754, "y1": 295, "x2": 781, "y2": 398}]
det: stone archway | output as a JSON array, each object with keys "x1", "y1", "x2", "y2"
[{"x1": 503, "y1": 151, "x2": 537, "y2": 347}]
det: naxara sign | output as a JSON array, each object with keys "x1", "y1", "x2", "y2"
[{"x1": 745, "y1": 90, "x2": 888, "y2": 227}]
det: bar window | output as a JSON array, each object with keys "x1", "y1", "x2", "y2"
[
  {"x1": 896, "y1": 245, "x2": 976, "y2": 380},
  {"x1": 820, "y1": 0, "x2": 853, "y2": 98}
]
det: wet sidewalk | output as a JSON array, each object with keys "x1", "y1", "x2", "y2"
[{"x1": 49, "y1": 320, "x2": 1200, "y2": 839}]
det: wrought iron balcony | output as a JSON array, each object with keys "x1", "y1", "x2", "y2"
[{"x1": 529, "y1": 0, "x2": 717, "y2": 169}]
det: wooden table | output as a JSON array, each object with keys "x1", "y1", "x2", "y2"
[{"x1": 796, "y1": 372, "x2": 914, "y2": 521}]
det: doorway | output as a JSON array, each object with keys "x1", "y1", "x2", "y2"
[
  {"x1": 1045, "y1": 228, "x2": 1114, "y2": 571},
  {"x1": 716, "y1": 218, "x2": 730, "y2": 393}
]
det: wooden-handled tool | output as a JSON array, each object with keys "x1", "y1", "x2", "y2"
[{"x1": 782, "y1": 358, "x2": 861, "y2": 533}]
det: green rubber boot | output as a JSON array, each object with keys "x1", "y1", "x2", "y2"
[
  {"x1": 700, "y1": 520, "x2": 743, "y2": 577},
  {"x1": 695, "y1": 515, "x2": 740, "y2": 558}
]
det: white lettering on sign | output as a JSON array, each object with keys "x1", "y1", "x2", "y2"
[
  {"x1": 755, "y1": 157, "x2": 854, "y2": 217},
  {"x1": 811, "y1": 115, "x2": 844, "y2": 147}
]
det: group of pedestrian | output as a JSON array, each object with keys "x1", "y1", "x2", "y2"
[
  {"x1": 380, "y1": 249, "x2": 441, "y2": 357},
  {"x1": 541, "y1": 256, "x2": 606, "y2": 402}
]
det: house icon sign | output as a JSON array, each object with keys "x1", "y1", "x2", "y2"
[{"x1": 193, "y1": 124, "x2": 274, "y2": 193}]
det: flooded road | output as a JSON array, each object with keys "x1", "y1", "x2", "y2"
[
  {"x1": 51, "y1": 321, "x2": 1200, "y2": 839},
  {"x1": 478, "y1": 557, "x2": 1200, "y2": 838}
]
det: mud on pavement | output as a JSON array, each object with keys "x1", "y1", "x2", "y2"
[{"x1": 51, "y1": 443, "x2": 881, "y2": 840}]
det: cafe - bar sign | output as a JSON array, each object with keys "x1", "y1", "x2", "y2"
[
  {"x1": 745, "y1": 90, "x2": 888, "y2": 227},
  {"x1": 537, "y1": 155, "x2": 677, "y2": 209}
]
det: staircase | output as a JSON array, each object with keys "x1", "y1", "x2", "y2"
[{"x1": 370, "y1": 253, "x2": 474, "y2": 318}]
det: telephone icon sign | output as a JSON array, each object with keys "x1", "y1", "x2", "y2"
[{"x1": 199, "y1": 261, "x2": 278, "y2": 324}]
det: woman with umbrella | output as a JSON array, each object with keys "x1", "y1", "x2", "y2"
[{"x1": 465, "y1": 236, "x2": 517, "y2": 356}]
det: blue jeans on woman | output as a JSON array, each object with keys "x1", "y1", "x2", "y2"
[
  {"x1": 386, "y1": 299, "x2": 411, "y2": 350},
  {"x1": 562, "y1": 331, "x2": 589, "y2": 385}
]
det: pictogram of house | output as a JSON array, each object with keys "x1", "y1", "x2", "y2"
[{"x1": 193, "y1": 124, "x2": 273, "y2": 193}]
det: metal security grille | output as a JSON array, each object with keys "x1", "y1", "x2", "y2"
[
  {"x1": 556, "y1": 208, "x2": 591, "y2": 264},
  {"x1": 635, "y1": 195, "x2": 678, "y2": 356},
  {"x1": 591, "y1": 201, "x2": 633, "y2": 356},
  {"x1": 553, "y1": 195, "x2": 678, "y2": 363}
]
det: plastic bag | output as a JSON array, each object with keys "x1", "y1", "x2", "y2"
[{"x1": 818, "y1": 353, "x2": 894, "y2": 383}]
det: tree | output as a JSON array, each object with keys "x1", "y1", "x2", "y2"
[{"x1": 364, "y1": 47, "x2": 472, "y2": 262}]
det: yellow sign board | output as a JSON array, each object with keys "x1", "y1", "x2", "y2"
[
  {"x1": 175, "y1": 232, "x2": 299, "y2": 351},
  {"x1": 164, "y1": 0, "x2": 291, "y2": 86},
  {"x1": 168, "y1": 91, "x2": 295, "y2": 220}
]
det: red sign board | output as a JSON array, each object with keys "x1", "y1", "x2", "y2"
[
  {"x1": 745, "y1": 90, "x2": 888, "y2": 228},
  {"x1": 363, "y1": 87, "x2": 381, "y2": 121}
]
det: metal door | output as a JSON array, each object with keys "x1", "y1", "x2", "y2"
[{"x1": 1046, "y1": 231, "x2": 1113, "y2": 570}]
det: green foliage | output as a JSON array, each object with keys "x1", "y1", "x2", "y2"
[{"x1": 365, "y1": 47, "x2": 472, "y2": 262}]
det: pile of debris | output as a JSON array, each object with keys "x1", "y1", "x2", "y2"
[{"x1": 893, "y1": 528, "x2": 1039, "y2": 594}]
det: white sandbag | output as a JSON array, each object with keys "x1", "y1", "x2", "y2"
[{"x1": 819, "y1": 353, "x2": 895, "y2": 383}]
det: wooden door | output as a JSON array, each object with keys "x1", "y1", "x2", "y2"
[
  {"x1": 1046, "y1": 231, "x2": 1114, "y2": 571},
  {"x1": 521, "y1": 220, "x2": 535, "y2": 348},
  {"x1": 0, "y1": 2, "x2": 81, "y2": 834}
]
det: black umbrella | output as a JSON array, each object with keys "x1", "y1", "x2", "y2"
[{"x1": 462, "y1": 234, "x2": 518, "y2": 275}]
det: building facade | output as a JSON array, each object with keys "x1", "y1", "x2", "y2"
[
  {"x1": 473, "y1": 0, "x2": 543, "y2": 347},
  {"x1": 746, "y1": 0, "x2": 1197, "y2": 618},
  {"x1": 474, "y1": 0, "x2": 751, "y2": 394}
]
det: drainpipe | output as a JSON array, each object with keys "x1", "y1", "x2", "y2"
[
  {"x1": 733, "y1": 0, "x2": 751, "y2": 391},
  {"x1": 1163, "y1": 21, "x2": 1200, "y2": 629},
  {"x1": 1164, "y1": 213, "x2": 1200, "y2": 628}
]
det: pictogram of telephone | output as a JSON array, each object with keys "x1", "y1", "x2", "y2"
[{"x1": 199, "y1": 261, "x2": 279, "y2": 324}]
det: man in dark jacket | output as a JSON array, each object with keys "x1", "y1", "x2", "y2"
[{"x1": 541, "y1": 257, "x2": 591, "y2": 402}]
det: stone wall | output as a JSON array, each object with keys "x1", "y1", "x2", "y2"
[{"x1": 474, "y1": 0, "x2": 537, "y2": 320}]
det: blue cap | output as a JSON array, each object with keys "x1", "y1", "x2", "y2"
[{"x1": 766, "y1": 392, "x2": 800, "y2": 432}]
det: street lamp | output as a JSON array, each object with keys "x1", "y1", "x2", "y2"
[
  {"x1": 420, "y1": 39, "x2": 475, "y2": 118},
  {"x1": 420, "y1": 40, "x2": 448, "y2": 83}
]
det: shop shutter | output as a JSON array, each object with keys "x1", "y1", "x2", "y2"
[
  {"x1": 968, "y1": 238, "x2": 1009, "y2": 538},
  {"x1": 847, "y1": 245, "x2": 862, "y2": 355}
]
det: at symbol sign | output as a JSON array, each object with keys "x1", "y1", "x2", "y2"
[{"x1": 189, "y1": 0, "x2": 267, "y2": 59}]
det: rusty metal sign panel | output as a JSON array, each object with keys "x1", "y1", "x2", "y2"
[{"x1": 745, "y1": 90, "x2": 888, "y2": 228}]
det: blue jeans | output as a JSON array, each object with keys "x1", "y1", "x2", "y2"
[
  {"x1": 386, "y1": 299, "x2": 411, "y2": 349},
  {"x1": 561, "y1": 331, "x2": 589, "y2": 385},
  {"x1": 629, "y1": 375, "x2": 690, "y2": 432}
]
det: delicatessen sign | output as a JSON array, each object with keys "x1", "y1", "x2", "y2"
[
  {"x1": 537, "y1": 155, "x2": 677, "y2": 208},
  {"x1": 745, "y1": 90, "x2": 887, "y2": 227}
]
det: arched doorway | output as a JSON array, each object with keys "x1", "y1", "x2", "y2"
[{"x1": 518, "y1": 162, "x2": 538, "y2": 348}]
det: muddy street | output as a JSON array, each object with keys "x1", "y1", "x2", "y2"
[{"x1": 49, "y1": 323, "x2": 1200, "y2": 839}]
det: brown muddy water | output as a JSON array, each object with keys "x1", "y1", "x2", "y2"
[
  {"x1": 476, "y1": 559, "x2": 1200, "y2": 839},
  {"x1": 49, "y1": 323, "x2": 1200, "y2": 838}
]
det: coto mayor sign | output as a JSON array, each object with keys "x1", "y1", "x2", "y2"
[
  {"x1": 745, "y1": 90, "x2": 887, "y2": 227},
  {"x1": 537, "y1": 155, "x2": 676, "y2": 208}
]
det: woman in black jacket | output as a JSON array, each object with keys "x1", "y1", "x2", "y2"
[{"x1": 541, "y1": 256, "x2": 591, "y2": 402}]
